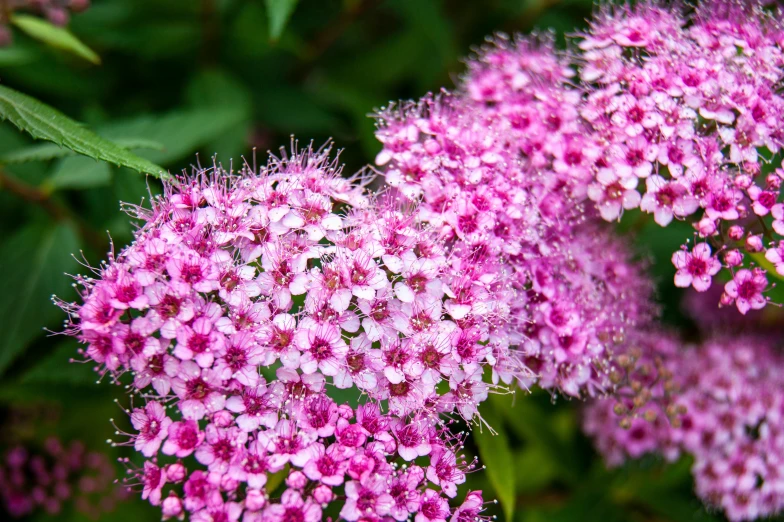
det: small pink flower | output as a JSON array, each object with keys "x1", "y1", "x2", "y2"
[
  {"x1": 131, "y1": 402, "x2": 173, "y2": 457},
  {"x1": 764, "y1": 242, "x2": 784, "y2": 277},
  {"x1": 640, "y1": 175, "x2": 698, "y2": 226},
  {"x1": 723, "y1": 269, "x2": 768, "y2": 315},
  {"x1": 672, "y1": 243, "x2": 721, "y2": 292},
  {"x1": 162, "y1": 420, "x2": 204, "y2": 458}
]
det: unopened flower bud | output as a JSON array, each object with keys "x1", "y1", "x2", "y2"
[
  {"x1": 728, "y1": 225, "x2": 744, "y2": 241},
  {"x1": 245, "y1": 489, "x2": 266, "y2": 511},
  {"x1": 734, "y1": 174, "x2": 753, "y2": 189},
  {"x1": 313, "y1": 484, "x2": 335, "y2": 504},
  {"x1": 724, "y1": 249, "x2": 743, "y2": 267},
  {"x1": 165, "y1": 463, "x2": 186, "y2": 483},
  {"x1": 695, "y1": 217, "x2": 717, "y2": 237},
  {"x1": 162, "y1": 494, "x2": 183, "y2": 520},
  {"x1": 286, "y1": 471, "x2": 308, "y2": 489},
  {"x1": 746, "y1": 235, "x2": 763, "y2": 253}
]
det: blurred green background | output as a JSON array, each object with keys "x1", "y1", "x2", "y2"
[{"x1": 0, "y1": 0, "x2": 758, "y2": 521}]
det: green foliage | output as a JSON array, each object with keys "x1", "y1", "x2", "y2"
[
  {"x1": 475, "y1": 407, "x2": 517, "y2": 521},
  {"x1": 0, "y1": 223, "x2": 80, "y2": 376},
  {"x1": 11, "y1": 14, "x2": 101, "y2": 64},
  {"x1": 265, "y1": 0, "x2": 301, "y2": 41},
  {"x1": 1, "y1": 138, "x2": 163, "y2": 165},
  {"x1": 0, "y1": 85, "x2": 164, "y2": 176}
]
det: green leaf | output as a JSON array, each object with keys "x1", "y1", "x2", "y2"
[
  {"x1": 265, "y1": 0, "x2": 300, "y2": 41},
  {"x1": 1, "y1": 137, "x2": 164, "y2": 164},
  {"x1": 21, "y1": 340, "x2": 97, "y2": 386},
  {"x1": 44, "y1": 155, "x2": 112, "y2": 190},
  {"x1": 491, "y1": 393, "x2": 581, "y2": 483},
  {"x1": 11, "y1": 14, "x2": 100, "y2": 65},
  {"x1": 0, "y1": 45, "x2": 38, "y2": 67},
  {"x1": 0, "y1": 223, "x2": 80, "y2": 376},
  {"x1": 99, "y1": 107, "x2": 247, "y2": 166},
  {"x1": 0, "y1": 85, "x2": 165, "y2": 176},
  {"x1": 474, "y1": 409, "x2": 516, "y2": 521}
]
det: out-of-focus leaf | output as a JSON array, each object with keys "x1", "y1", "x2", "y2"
[
  {"x1": 265, "y1": 0, "x2": 300, "y2": 41},
  {"x1": 515, "y1": 446, "x2": 558, "y2": 493},
  {"x1": 186, "y1": 69, "x2": 252, "y2": 111},
  {"x1": 0, "y1": 45, "x2": 38, "y2": 67},
  {"x1": 491, "y1": 393, "x2": 580, "y2": 483},
  {"x1": 0, "y1": 85, "x2": 165, "y2": 176},
  {"x1": 99, "y1": 107, "x2": 247, "y2": 166},
  {"x1": 474, "y1": 409, "x2": 516, "y2": 521},
  {"x1": 186, "y1": 70, "x2": 253, "y2": 163},
  {"x1": 43, "y1": 155, "x2": 112, "y2": 190},
  {"x1": 1, "y1": 137, "x2": 164, "y2": 164},
  {"x1": 11, "y1": 14, "x2": 100, "y2": 64},
  {"x1": 0, "y1": 223, "x2": 79, "y2": 376},
  {"x1": 21, "y1": 341, "x2": 97, "y2": 386}
]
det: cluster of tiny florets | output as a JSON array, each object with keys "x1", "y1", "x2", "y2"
[
  {"x1": 0, "y1": 437, "x2": 127, "y2": 519},
  {"x1": 584, "y1": 336, "x2": 784, "y2": 521},
  {"x1": 58, "y1": 145, "x2": 498, "y2": 521},
  {"x1": 373, "y1": 34, "x2": 656, "y2": 398},
  {"x1": 577, "y1": 0, "x2": 784, "y2": 314}
]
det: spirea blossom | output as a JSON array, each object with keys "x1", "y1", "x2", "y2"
[
  {"x1": 576, "y1": 0, "x2": 784, "y2": 313},
  {"x1": 584, "y1": 337, "x2": 784, "y2": 521},
  {"x1": 0, "y1": 437, "x2": 127, "y2": 519},
  {"x1": 374, "y1": 40, "x2": 656, "y2": 397},
  {"x1": 57, "y1": 145, "x2": 494, "y2": 520}
]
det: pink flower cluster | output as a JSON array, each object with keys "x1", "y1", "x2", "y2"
[
  {"x1": 59, "y1": 146, "x2": 496, "y2": 520},
  {"x1": 584, "y1": 337, "x2": 784, "y2": 521},
  {"x1": 374, "y1": 36, "x2": 656, "y2": 397},
  {"x1": 0, "y1": 437, "x2": 127, "y2": 519},
  {"x1": 577, "y1": 0, "x2": 784, "y2": 314}
]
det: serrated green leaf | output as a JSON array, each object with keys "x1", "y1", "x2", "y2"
[
  {"x1": 1, "y1": 137, "x2": 164, "y2": 164},
  {"x1": 11, "y1": 14, "x2": 100, "y2": 65},
  {"x1": 474, "y1": 409, "x2": 516, "y2": 521},
  {"x1": 44, "y1": 155, "x2": 112, "y2": 190},
  {"x1": 0, "y1": 223, "x2": 80, "y2": 376},
  {"x1": 0, "y1": 85, "x2": 165, "y2": 176},
  {"x1": 265, "y1": 0, "x2": 300, "y2": 41}
]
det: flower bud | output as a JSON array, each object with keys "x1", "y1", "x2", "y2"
[
  {"x1": 746, "y1": 235, "x2": 763, "y2": 253},
  {"x1": 212, "y1": 410, "x2": 234, "y2": 428},
  {"x1": 728, "y1": 225, "x2": 744, "y2": 241},
  {"x1": 165, "y1": 463, "x2": 186, "y2": 483},
  {"x1": 724, "y1": 249, "x2": 743, "y2": 267},
  {"x1": 245, "y1": 489, "x2": 266, "y2": 511},
  {"x1": 313, "y1": 484, "x2": 335, "y2": 504},
  {"x1": 162, "y1": 494, "x2": 183, "y2": 520},
  {"x1": 286, "y1": 471, "x2": 308, "y2": 489},
  {"x1": 767, "y1": 174, "x2": 782, "y2": 190},
  {"x1": 695, "y1": 217, "x2": 717, "y2": 237},
  {"x1": 734, "y1": 174, "x2": 753, "y2": 189}
]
